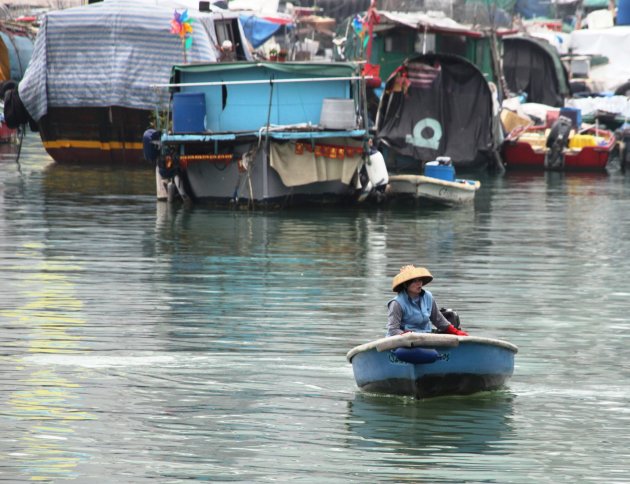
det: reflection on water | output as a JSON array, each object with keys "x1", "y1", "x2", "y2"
[
  {"x1": 347, "y1": 392, "x2": 515, "y2": 457},
  {"x1": 2, "y1": 241, "x2": 92, "y2": 480},
  {"x1": 42, "y1": 162, "x2": 155, "y2": 198},
  {"x1": 2, "y1": 134, "x2": 630, "y2": 482}
]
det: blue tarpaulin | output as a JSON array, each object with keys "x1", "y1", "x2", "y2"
[{"x1": 239, "y1": 14, "x2": 290, "y2": 48}]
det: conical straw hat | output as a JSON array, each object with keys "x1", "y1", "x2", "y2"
[{"x1": 391, "y1": 265, "x2": 433, "y2": 292}]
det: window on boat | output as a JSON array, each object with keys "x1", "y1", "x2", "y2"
[
  {"x1": 414, "y1": 33, "x2": 436, "y2": 54},
  {"x1": 215, "y1": 19, "x2": 245, "y2": 60},
  {"x1": 384, "y1": 31, "x2": 414, "y2": 54}
]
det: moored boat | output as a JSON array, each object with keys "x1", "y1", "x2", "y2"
[
  {"x1": 387, "y1": 175, "x2": 480, "y2": 205},
  {"x1": 338, "y1": 7, "x2": 513, "y2": 92},
  {"x1": 151, "y1": 60, "x2": 379, "y2": 206},
  {"x1": 347, "y1": 332, "x2": 518, "y2": 399},
  {"x1": 386, "y1": 157, "x2": 480, "y2": 205},
  {"x1": 8, "y1": 0, "x2": 252, "y2": 165},
  {"x1": 0, "y1": 104, "x2": 14, "y2": 143},
  {"x1": 502, "y1": 121, "x2": 617, "y2": 171},
  {"x1": 337, "y1": 5, "x2": 511, "y2": 171}
]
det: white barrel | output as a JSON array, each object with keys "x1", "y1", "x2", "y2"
[{"x1": 366, "y1": 150, "x2": 389, "y2": 187}]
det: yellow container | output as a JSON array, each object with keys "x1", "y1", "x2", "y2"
[
  {"x1": 569, "y1": 134, "x2": 597, "y2": 149},
  {"x1": 519, "y1": 132, "x2": 547, "y2": 150}
]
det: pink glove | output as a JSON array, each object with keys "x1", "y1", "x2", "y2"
[{"x1": 445, "y1": 325, "x2": 468, "y2": 336}]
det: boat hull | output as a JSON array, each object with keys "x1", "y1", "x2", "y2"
[
  {"x1": 502, "y1": 141, "x2": 612, "y2": 171},
  {"x1": 38, "y1": 107, "x2": 150, "y2": 164},
  {"x1": 156, "y1": 133, "x2": 365, "y2": 207},
  {"x1": 502, "y1": 126, "x2": 616, "y2": 171},
  {"x1": 0, "y1": 120, "x2": 15, "y2": 143},
  {"x1": 348, "y1": 334, "x2": 517, "y2": 399},
  {"x1": 387, "y1": 174, "x2": 480, "y2": 205}
]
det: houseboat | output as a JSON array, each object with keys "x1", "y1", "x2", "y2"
[
  {"x1": 7, "y1": 0, "x2": 251, "y2": 165},
  {"x1": 338, "y1": 6, "x2": 511, "y2": 171},
  {"x1": 150, "y1": 61, "x2": 383, "y2": 207}
]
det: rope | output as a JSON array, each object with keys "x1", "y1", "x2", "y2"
[{"x1": 14, "y1": 124, "x2": 24, "y2": 170}]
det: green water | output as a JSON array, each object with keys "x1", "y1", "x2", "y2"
[{"x1": 1, "y1": 134, "x2": 630, "y2": 482}]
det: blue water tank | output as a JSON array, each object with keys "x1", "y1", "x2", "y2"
[
  {"x1": 559, "y1": 107, "x2": 582, "y2": 128},
  {"x1": 172, "y1": 92, "x2": 206, "y2": 133},
  {"x1": 424, "y1": 159, "x2": 455, "y2": 181},
  {"x1": 618, "y1": 0, "x2": 630, "y2": 25}
]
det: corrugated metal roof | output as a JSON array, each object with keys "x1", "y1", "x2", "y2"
[{"x1": 3, "y1": 0, "x2": 85, "y2": 8}]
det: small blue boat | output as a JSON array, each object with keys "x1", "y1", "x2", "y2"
[{"x1": 347, "y1": 333, "x2": 517, "y2": 399}]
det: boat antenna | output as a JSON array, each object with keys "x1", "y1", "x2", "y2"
[{"x1": 264, "y1": 76, "x2": 274, "y2": 141}]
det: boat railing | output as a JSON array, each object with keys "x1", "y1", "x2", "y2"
[{"x1": 150, "y1": 75, "x2": 372, "y2": 90}]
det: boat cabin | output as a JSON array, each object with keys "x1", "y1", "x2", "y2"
[
  {"x1": 154, "y1": 61, "x2": 370, "y2": 206},
  {"x1": 340, "y1": 10, "x2": 514, "y2": 87}
]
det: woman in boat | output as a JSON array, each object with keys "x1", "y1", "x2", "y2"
[{"x1": 386, "y1": 265, "x2": 469, "y2": 337}]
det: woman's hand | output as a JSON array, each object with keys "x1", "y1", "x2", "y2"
[{"x1": 445, "y1": 325, "x2": 468, "y2": 336}]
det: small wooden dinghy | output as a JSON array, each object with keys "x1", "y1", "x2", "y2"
[{"x1": 347, "y1": 333, "x2": 517, "y2": 399}]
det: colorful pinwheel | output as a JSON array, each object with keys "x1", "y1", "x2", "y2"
[{"x1": 170, "y1": 9, "x2": 194, "y2": 51}]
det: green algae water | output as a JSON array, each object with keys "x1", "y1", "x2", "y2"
[{"x1": 1, "y1": 134, "x2": 630, "y2": 482}]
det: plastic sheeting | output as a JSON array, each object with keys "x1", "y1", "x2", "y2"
[
  {"x1": 17, "y1": 0, "x2": 237, "y2": 122},
  {"x1": 239, "y1": 14, "x2": 286, "y2": 48},
  {"x1": 376, "y1": 54, "x2": 495, "y2": 166},
  {"x1": 503, "y1": 36, "x2": 569, "y2": 108},
  {"x1": 569, "y1": 26, "x2": 630, "y2": 92}
]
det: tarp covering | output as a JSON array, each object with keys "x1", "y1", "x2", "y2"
[
  {"x1": 569, "y1": 25, "x2": 630, "y2": 92},
  {"x1": 17, "y1": 0, "x2": 244, "y2": 122},
  {"x1": 503, "y1": 35, "x2": 569, "y2": 107},
  {"x1": 270, "y1": 139, "x2": 363, "y2": 187},
  {"x1": 375, "y1": 54, "x2": 494, "y2": 165},
  {"x1": 239, "y1": 14, "x2": 288, "y2": 48}
]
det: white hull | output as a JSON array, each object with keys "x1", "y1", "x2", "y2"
[{"x1": 388, "y1": 174, "x2": 480, "y2": 205}]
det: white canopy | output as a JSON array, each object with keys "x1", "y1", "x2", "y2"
[{"x1": 569, "y1": 26, "x2": 630, "y2": 92}]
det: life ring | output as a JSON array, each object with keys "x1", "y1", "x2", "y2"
[{"x1": 405, "y1": 118, "x2": 442, "y2": 149}]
